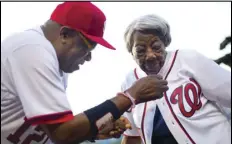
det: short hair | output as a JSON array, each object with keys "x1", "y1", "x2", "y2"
[{"x1": 124, "y1": 14, "x2": 171, "y2": 53}]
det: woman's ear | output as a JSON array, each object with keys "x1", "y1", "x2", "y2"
[{"x1": 130, "y1": 47, "x2": 136, "y2": 60}]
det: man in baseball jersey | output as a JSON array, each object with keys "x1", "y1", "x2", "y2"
[
  {"x1": 120, "y1": 14, "x2": 231, "y2": 144},
  {"x1": 1, "y1": 2, "x2": 169, "y2": 144}
]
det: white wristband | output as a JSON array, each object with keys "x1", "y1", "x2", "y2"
[{"x1": 117, "y1": 91, "x2": 136, "y2": 109}]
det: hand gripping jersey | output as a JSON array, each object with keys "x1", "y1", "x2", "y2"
[
  {"x1": 122, "y1": 50, "x2": 231, "y2": 144},
  {"x1": 1, "y1": 27, "x2": 72, "y2": 144}
]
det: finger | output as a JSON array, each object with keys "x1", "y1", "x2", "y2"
[
  {"x1": 157, "y1": 79, "x2": 168, "y2": 85},
  {"x1": 115, "y1": 126, "x2": 121, "y2": 131},
  {"x1": 117, "y1": 128, "x2": 124, "y2": 133},
  {"x1": 115, "y1": 121, "x2": 126, "y2": 130},
  {"x1": 109, "y1": 132, "x2": 114, "y2": 137},
  {"x1": 149, "y1": 74, "x2": 163, "y2": 80},
  {"x1": 155, "y1": 85, "x2": 169, "y2": 92},
  {"x1": 120, "y1": 117, "x2": 126, "y2": 122},
  {"x1": 109, "y1": 130, "x2": 117, "y2": 136},
  {"x1": 122, "y1": 117, "x2": 130, "y2": 124},
  {"x1": 112, "y1": 129, "x2": 123, "y2": 135},
  {"x1": 156, "y1": 74, "x2": 163, "y2": 79},
  {"x1": 110, "y1": 130, "x2": 122, "y2": 139},
  {"x1": 125, "y1": 124, "x2": 132, "y2": 130},
  {"x1": 114, "y1": 117, "x2": 132, "y2": 131},
  {"x1": 160, "y1": 85, "x2": 169, "y2": 91},
  {"x1": 114, "y1": 129, "x2": 125, "y2": 134},
  {"x1": 115, "y1": 123, "x2": 126, "y2": 131},
  {"x1": 120, "y1": 117, "x2": 131, "y2": 129},
  {"x1": 120, "y1": 117, "x2": 131, "y2": 126}
]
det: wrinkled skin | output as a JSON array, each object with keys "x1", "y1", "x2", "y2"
[{"x1": 131, "y1": 31, "x2": 167, "y2": 75}]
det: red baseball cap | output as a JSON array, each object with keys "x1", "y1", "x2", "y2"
[{"x1": 50, "y1": 2, "x2": 115, "y2": 50}]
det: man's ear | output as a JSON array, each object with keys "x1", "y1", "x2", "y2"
[{"x1": 59, "y1": 26, "x2": 77, "y2": 39}]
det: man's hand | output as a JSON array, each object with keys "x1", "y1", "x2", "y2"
[
  {"x1": 127, "y1": 75, "x2": 168, "y2": 104},
  {"x1": 39, "y1": 75, "x2": 168, "y2": 144},
  {"x1": 96, "y1": 117, "x2": 132, "y2": 140}
]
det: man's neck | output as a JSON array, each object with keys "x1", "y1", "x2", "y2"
[{"x1": 40, "y1": 24, "x2": 62, "y2": 58}]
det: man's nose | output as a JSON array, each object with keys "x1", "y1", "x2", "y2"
[{"x1": 84, "y1": 52, "x2": 92, "y2": 61}]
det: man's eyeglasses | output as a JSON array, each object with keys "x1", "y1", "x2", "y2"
[{"x1": 78, "y1": 33, "x2": 95, "y2": 50}]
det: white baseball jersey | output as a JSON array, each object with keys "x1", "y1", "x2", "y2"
[
  {"x1": 122, "y1": 50, "x2": 231, "y2": 144},
  {"x1": 1, "y1": 27, "x2": 73, "y2": 144}
]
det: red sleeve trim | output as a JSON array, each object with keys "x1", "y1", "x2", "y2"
[
  {"x1": 123, "y1": 134, "x2": 140, "y2": 138},
  {"x1": 24, "y1": 111, "x2": 74, "y2": 125}
]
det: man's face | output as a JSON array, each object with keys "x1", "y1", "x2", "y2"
[
  {"x1": 58, "y1": 28, "x2": 97, "y2": 73},
  {"x1": 131, "y1": 31, "x2": 166, "y2": 74}
]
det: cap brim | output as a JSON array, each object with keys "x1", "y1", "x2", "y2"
[{"x1": 81, "y1": 32, "x2": 116, "y2": 50}]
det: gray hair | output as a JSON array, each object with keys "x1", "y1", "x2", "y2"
[{"x1": 124, "y1": 14, "x2": 171, "y2": 52}]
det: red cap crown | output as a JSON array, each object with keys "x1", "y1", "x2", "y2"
[{"x1": 50, "y1": 2, "x2": 115, "y2": 50}]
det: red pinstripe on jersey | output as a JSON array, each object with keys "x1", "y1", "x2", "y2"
[{"x1": 137, "y1": 50, "x2": 196, "y2": 144}]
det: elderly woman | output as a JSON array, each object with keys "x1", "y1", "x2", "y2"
[{"x1": 121, "y1": 14, "x2": 231, "y2": 144}]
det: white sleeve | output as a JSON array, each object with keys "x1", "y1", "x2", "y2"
[
  {"x1": 123, "y1": 112, "x2": 140, "y2": 137},
  {"x1": 7, "y1": 44, "x2": 74, "y2": 125},
  {"x1": 180, "y1": 49, "x2": 231, "y2": 108}
]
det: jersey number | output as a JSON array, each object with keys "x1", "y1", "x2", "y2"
[
  {"x1": 7, "y1": 122, "x2": 48, "y2": 144},
  {"x1": 170, "y1": 78, "x2": 202, "y2": 117}
]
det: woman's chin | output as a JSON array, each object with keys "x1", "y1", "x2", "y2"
[{"x1": 145, "y1": 66, "x2": 161, "y2": 75}]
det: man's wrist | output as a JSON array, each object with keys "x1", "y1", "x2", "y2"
[
  {"x1": 84, "y1": 100, "x2": 121, "y2": 141},
  {"x1": 125, "y1": 88, "x2": 139, "y2": 104},
  {"x1": 117, "y1": 92, "x2": 136, "y2": 109},
  {"x1": 115, "y1": 94, "x2": 132, "y2": 105},
  {"x1": 110, "y1": 94, "x2": 133, "y2": 113}
]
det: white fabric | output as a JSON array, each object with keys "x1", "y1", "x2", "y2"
[
  {"x1": 1, "y1": 27, "x2": 71, "y2": 144},
  {"x1": 122, "y1": 49, "x2": 231, "y2": 144}
]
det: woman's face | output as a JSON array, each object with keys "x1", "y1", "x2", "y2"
[{"x1": 131, "y1": 31, "x2": 167, "y2": 74}]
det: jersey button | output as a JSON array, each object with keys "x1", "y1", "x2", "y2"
[{"x1": 171, "y1": 121, "x2": 175, "y2": 125}]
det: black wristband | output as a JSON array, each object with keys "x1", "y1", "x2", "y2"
[{"x1": 84, "y1": 100, "x2": 121, "y2": 140}]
